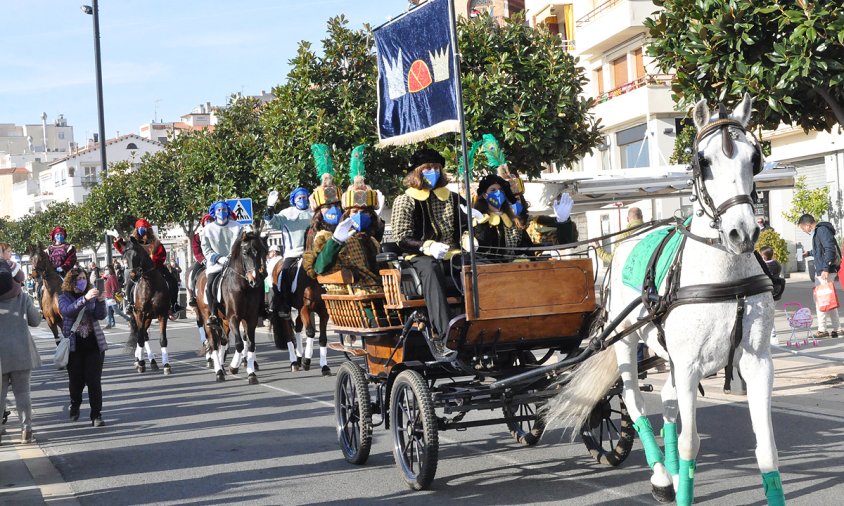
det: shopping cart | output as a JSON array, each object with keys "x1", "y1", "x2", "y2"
[{"x1": 783, "y1": 302, "x2": 815, "y2": 347}]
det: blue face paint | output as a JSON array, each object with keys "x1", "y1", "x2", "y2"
[
  {"x1": 486, "y1": 190, "x2": 506, "y2": 209},
  {"x1": 512, "y1": 200, "x2": 524, "y2": 216},
  {"x1": 322, "y1": 205, "x2": 341, "y2": 225},
  {"x1": 75, "y1": 279, "x2": 87, "y2": 292},
  {"x1": 137, "y1": 227, "x2": 147, "y2": 237},
  {"x1": 422, "y1": 169, "x2": 440, "y2": 188},
  {"x1": 351, "y1": 212, "x2": 372, "y2": 232},
  {"x1": 294, "y1": 196, "x2": 309, "y2": 210},
  {"x1": 54, "y1": 234, "x2": 65, "y2": 244}
]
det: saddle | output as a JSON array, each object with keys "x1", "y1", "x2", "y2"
[{"x1": 621, "y1": 218, "x2": 689, "y2": 294}]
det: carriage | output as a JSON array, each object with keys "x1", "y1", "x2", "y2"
[{"x1": 320, "y1": 245, "x2": 657, "y2": 490}]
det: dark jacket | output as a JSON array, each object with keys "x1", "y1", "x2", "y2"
[
  {"x1": 391, "y1": 188, "x2": 466, "y2": 254},
  {"x1": 809, "y1": 222, "x2": 841, "y2": 275}
]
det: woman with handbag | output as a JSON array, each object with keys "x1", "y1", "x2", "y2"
[
  {"x1": 58, "y1": 267, "x2": 108, "y2": 427},
  {"x1": 0, "y1": 260, "x2": 41, "y2": 444}
]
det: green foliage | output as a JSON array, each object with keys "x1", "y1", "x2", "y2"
[
  {"x1": 669, "y1": 120, "x2": 696, "y2": 165},
  {"x1": 782, "y1": 176, "x2": 830, "y2": 224},
  {"x1": 756, "y1": 227, "x2": 789, "y2": 265},
  {"x1": 645, "y1": 0, "x2": 844, "y2": 130}
]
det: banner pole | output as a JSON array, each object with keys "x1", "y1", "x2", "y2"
[{"x1": 448, "y1": 0, "x2": 479, "y2": 318}]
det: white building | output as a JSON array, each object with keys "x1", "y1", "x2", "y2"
[{"x1": 139, "y1": 102, "x2": 218, "y2": 144}]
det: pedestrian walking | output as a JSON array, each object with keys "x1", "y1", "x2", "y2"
[
  {"x1": 103, "y1": 265, "x2": 130, "y2": 328},
  {"x1": 798, "y1": 214, "x2": 842, "y2": 338},
  {"x1": 0, "y1": 260, "x2": 42, "y2": 444},
  {"x1": 0, "y1": 243, "x2": 25, "y2": 286},
  {"x1": 58, "y1": 267, "x2": 108, "y2": 427}
]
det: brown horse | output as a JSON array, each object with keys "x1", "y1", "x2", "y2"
[
  {"x1": 121, "y1": 236, "x2": 173, "y2": 374},
  {"x1": 27, "y1": 243, "x2": 63, "y2": 343},
  {"x1": 196, "y1": 229, "x2": 267, "y2": 383},
  {"x1": 269, "y1": 259, "x2": 329, "y2": 373}
]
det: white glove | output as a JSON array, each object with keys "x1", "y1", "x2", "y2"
[
  {"x1": 553, "y1": 193, "x2": 574, "y2": 223},
  {"x1": 267, "y1": 190, "x2": 279, "y2": 208},
  {"x1": 332, "y1": 217, "x2": 357, "y2": 243},
  {"x1": 218, "y1": 256, "x2": 229, "y2": 266},
  {"x1": 460, "y1": 204, "x2": 484, "y2": 222},
  {"x1": 423, "y1": 241, "x2": 450, "y2": 260},
  {"x1": 106, "y1": 229, "x2": 120, "y2": 238},
  {"x1": 374, "y1": 190, "x2": 386, "y2": 217},
  {"x1": 56, "y1": 267, "x2": 63, "y2": 273}
]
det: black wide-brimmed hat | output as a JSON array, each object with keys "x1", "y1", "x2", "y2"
[
  {"x1": 477, "y1": 174, "x2": 516, "y2": 203},
  {"x1": 408, "y1": 148, "x2": 446, "y2": 171}
]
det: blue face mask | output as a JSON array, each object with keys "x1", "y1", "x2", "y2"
[
  {"x1": 55, "y1": 234, "x2": 65, "y2": 244},
  {"x1": 512, "y1": 200, "x2": 524, "y2": 216},
  {"x1": 137, "y1": 227, "x2": 147, "y2": 237},
  {"x1": 75, "y1": 279, "x2": 87, "y2": 292},
  {"x1": 294, "y1": 196, "x2": 309, "y2": 210},
  {"x1": 422, "y1": 169, "x2": 440, "y2": 189},
  {"x1": 486, "y1": 190, "x2": 506, "y2": 209},
  {"x1": 214, "y1": 208, "x2": 229, "y2": 224},
  {"x1": 322, "y1": 205, "x2": 341, "y2": 225},
  {"x1": 351, "y1": 212, "x2": 372, "y2": 232}
]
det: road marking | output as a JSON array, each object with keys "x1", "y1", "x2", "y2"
[{"x1": 15, "y1": 445, "x2": 81, "y2": 506}]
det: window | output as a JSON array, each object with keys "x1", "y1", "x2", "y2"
[
  {"x1": 633, "y1": 48, "x2": 645, "y2": 79},
  {"x1": 83, "y1": 165, "x2": 98, "y2": 186},
  {"x1": 617, "y1": 124, "x2": 649, "y2": 168},
  {"x1": 58, "y1": 132, "x2": 65, "y2": 140},
  {"x1": 54, "y1": 167, "x2": 67, "y2": 187},
  {"x1": 126, "y1": 143, "x2": 138, "y2": 150},
  {"x1": 612, "y1": 55, "x2": 628, "y2": 87},
  {"x1": 594, "y1": 67, "x2": 604, "y2": 95}
]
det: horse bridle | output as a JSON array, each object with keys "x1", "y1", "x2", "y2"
[{"x1": 689, "y1": 105, "x2": 763, "y2": 233}]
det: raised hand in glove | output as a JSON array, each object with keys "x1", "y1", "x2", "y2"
[
  {"x1": 332, "y1": 217, "x2": 358, "y2": 243},
  {"x1": 106, "y1": 229, "x2": 120, "y2": 238},
  {"x1": 374, "y1": 190, "x2": 386, "y2": 217},
  {"x1": 459, "y1": 204, "x2": 484, "y2": 223},
  {"x1": 266, "y1": 190, "x2": 279, "y2": 208},
  {"x1": 553, "y1": 193, "x2": 574, "y2": 223},
  {"x1": 422, "y1": 241, "x2": 450, "y2": 260}
]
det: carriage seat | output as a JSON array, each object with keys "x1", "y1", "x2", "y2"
[{"x1": 379, "y1": 243, "x2": 462, "y2": 309}]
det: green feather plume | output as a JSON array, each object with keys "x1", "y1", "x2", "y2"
[
  {"x1": 348, "y1": 144, "x2": 367, "y2": 180},
  {"x1": 481, "y1": 133, "x2": 506, "y2": 168},
  {"x1": 458, "y1": 140, "x2": 483, "y2": 180},
  {"x1": 311, "y1": 144, "x2": 334, "y2": 179}
]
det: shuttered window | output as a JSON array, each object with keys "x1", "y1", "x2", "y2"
[
  {"x1": 612, "y1": 56, "x2": 628, "y2": 87},
  {"x1": 634, "y1": 48, "x2": 645, "y2": 79},
  {"x1": 594, "y1": 67, "x2": 604, "y2": 95}
]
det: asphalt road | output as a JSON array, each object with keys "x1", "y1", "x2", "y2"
[{"x1": 14, "y1": 313, "x2": 844, "y2": 505}]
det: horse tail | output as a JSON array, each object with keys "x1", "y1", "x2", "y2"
[
  {"x1": 541, "y1": 344, "x2": 619, "y2": 441},
  {"x1": 124, "y1": 314, "x2": 139, "y2": 353},
  {"x1": 269, "y1": 311, "x2": 294, "y2": 350}
]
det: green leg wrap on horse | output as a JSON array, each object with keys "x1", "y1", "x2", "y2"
[
  {"x1": 762, "y1": 471, "x2": 785, "y2": 506},
  {"x1": 676, "y1": 458, "x2": 696, "y2": 506},
  {"x1": 663, "y1": 422, "x2": 679, "y2": 477},
  {"x1": 632, "y1": 416, "x2": 664, "y2": 468}
]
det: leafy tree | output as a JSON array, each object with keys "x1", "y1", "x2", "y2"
[
  {"x1": 669, "y1": 120, "x2": 696, "y2": 165},
  {"x1": 645, "y1": 0, "x2": 844, "y2": 130},
  {"x1": 782, "y1": 175, "x2": 830, "y2": 224},
  {"x1": 756, "y1": 228, "x2": 789, "y2": 265}
]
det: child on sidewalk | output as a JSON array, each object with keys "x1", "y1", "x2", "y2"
[{"x1": 760, "y1": 246, "x2": 782, "y2": 342}]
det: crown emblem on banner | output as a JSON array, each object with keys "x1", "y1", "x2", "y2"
[
  {"x1": 382, "y1": 49, "x2": 407, "y2": 100},
  {"x1": 429, "y1": 44, "x2": 450, "y2": 83}
]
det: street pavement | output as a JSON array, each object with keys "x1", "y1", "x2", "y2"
[{"x1": 2, "y1": 272, "x2": 844, "y2": 505}]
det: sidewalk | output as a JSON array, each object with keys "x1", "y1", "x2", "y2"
[{"x1": 0, "y1": 433, "x2": 79, "y2": 506}]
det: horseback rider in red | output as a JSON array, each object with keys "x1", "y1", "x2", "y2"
[
  {"x1": 47, "y1": 226, "x2": 77, "y2": 275},
  {"x1": 113, "y1": 219, "x2": 183, "y2": 318},
  {"x1": 188, "y1": 214, "x2": 213, "y2": 307}
]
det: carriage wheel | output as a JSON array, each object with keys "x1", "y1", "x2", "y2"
[
  {"x1": 335, "y1": 361, "x2": 373, "y2": 465},
  {"x1": 390, "y1": 370, "x2": 438, "y2": 490},
  {"x1": 580, "y1": 382, "x2": 634, "y2": 466},
  {"x1": 503, "y1": 401, "x2": 545, "y2": 446}
]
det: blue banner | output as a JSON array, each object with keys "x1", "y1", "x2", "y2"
[{"x1": 375, "y1": 0, "x2": 460, "y2": 146}]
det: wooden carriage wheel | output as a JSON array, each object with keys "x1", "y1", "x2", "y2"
[
  {"x1": 580, "y1": 381, "x2": 634, "y2": 466},
  {"x1": 335, "y1": 361, "x2": 373, "y2": 465}
]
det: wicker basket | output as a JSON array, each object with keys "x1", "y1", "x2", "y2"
[{"x1": 321, "y1": 292, "x2": 403, "y2": 332}]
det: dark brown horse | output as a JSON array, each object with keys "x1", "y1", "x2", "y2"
[
  {"x1": 27, "y1": 243, "x2": 63, "y2": 343},
  {"x1": 196, "y1": 229, "x2": 267, "y2": 383},
  {"x1": 269, "y1": 259, "x2": 329, "y2": 372},
  {"x1": 121, "y1": 236, "x2": 172, "y2": 374}
]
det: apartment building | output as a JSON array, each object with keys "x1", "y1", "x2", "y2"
[{"x1": 139, "y1": 102, "x2": 218, "y2": 144}]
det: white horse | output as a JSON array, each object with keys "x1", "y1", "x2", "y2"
[{"x1": 544, "y1": 93, "x2": 784, "y2": 505}]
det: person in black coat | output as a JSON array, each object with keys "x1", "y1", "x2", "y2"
[{"x1": 798, "y1": 213, "x2": 842, "y2": 337}]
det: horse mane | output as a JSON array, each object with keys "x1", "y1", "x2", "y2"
[
  {"x1": 29, "y1": 242, "x2": 56, "y2": 276},
  {"x1": 126, "y1": 236, "x2": 154, "y2": 270},
  {"x1": 230, "y1": 230, "x2": 268, "y2": 264}
]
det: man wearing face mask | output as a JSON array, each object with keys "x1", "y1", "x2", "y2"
[
  {"x1": 47, "y1": 226, "x2": 77, "y2": 276},
  {"x1": 306, "y1": 143, "x2": 344, "y2": 250},
  {"x1": 201, "y1": 201, "x2": 243, "y2": 324},
  {"x1": 112, "y1": 218, "x2": 182, "y2": 319},
  {"x1": 263, "y1": 186, "x2": 313, "y2": 319},
  {"x1": 391, "y1": 147, "x2": 467, "y2": 340}
]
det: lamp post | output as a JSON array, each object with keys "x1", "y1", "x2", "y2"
[{"x1": 81, "y1": 1, "x2": 112, "y2": 266}]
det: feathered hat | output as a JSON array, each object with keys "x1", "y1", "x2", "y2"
[
  {"x1": 481, "y1": 133, "x2": 524, "y2": 195},
  {"x1": 341, "y1": 144, "x2": 378, "y2": 209},
  {"x1": 309, "y1": 143, "x2": 340, "y2": 208}
]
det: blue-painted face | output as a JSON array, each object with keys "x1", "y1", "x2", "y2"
[
  {"x1": 351, "y1": 211, "x2": 372, "y2": 232},
  {"x1": 486, "y1": 190, "x2": 506, "y2": 209},
  {"x1": 512, "y1": 200, "x2": 524, "y2": 216},
  {"x1": 322, "y1": 205, "x2": 341, "y2": 225},
  {"x1": 137, "y1": 227, "x2": 147, "y2": 237},
  {"x1": 422, "y1": 168, "x2": 440, "y2": 188},
  {"x1": 54, "y1": 234, "x2": 65, "y2": 244},
  {"x1": 294, "y1": 195, "x2": 309, "y2": 210}
]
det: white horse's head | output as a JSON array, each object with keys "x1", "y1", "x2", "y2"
[{"x1": 690, "y1": 92, "x2": 762, "y2": 255}]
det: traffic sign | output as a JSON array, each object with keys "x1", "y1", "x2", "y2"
[{"x1": 226, "y1": 198, "x2": 253, "y2": 225}]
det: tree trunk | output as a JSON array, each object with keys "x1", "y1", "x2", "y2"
[{"x1": 815, "y1": 86, "x2": 844, "y2": 128}]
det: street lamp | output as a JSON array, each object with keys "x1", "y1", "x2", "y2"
[{"x1": 81, "y1": 1, "x2": 112, "y2": 266}]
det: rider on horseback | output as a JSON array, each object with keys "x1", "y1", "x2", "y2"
[
  {"x1": 263, "y1": 186, "x2": 313, "y2": 318},
  {"x1": 201, "y1": 201, "x2": 242, "y2": 325},
  {"x1": 113, "y1": 219, "x2": 183, "y2": 318},
  {"x1": 187, "y1": 214, "x2": 213, "y2": 307},
  {"x1": 306, "y1": 144, "x2": 343, "y2": 249},
  {"x1": 47, "y1": 226, "x2": 77, "y2": 275}
]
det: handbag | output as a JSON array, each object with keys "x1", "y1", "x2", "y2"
[
  {"x1": 813, "y1": 282, "x2": 839, "y2": 312},
  {"x1": 54, "y1": 306, "x2": 86, "y2": 369}
]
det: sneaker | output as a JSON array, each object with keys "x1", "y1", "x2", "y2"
[
  {"x1": 69, "y1": 406, "x2": 80, "y2": 422},
  {"x1": 321, "y1": 365, "x2": 332, "y2": 377},
  {"x1": 832, "y1": 330, "x2": 839, "y2": 338},
  {"x1": 92, "y1": 417, "x2": 105, "y2": 427}
]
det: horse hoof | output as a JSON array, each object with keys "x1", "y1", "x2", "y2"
[
  {"x1": 302, "y1": 358, "x2": 311, "y2": 371},
  {"x1": 150, "y1": 359, "x2": 159, "y2": 371},
  {"x1": 206, "y1": 358, "x2": 214, "y2": 369},
  {"x1": 290, "y1": 363, "x2": 300, "y2": 372},
  {"x1": 652, "y1": 484, "x2": 675, "y2": 504},
  {"x1": 247, "y1": 373, "x2": 259, "y2": 385},
  {"x1": 229, "y1": 367, "x2": 239, "y2": 375},
  {"x1": 138, "y1": 361, "x2": 146, "y2": 373},
  {"x1": 216, "y1": 370, "x2": 225, "y2": 382},
  {"x1": 133, "y1": 360, "x2": 140, "y2": 370},
  {"x1": 163, "y1": 364, "x2": 172, "y2": 375},
  {"x1": 321, "y1": 365, "x2": 332, "y2": 377}
]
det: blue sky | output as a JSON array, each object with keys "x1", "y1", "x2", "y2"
[{"x1": 0, "y1": 0, "x2": 409, "y2": 144}]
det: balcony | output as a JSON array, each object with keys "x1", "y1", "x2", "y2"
[
  {"x1": 574, "y1": 0, "x2": 657, "y2": 57},
  {"x1": 80, "y1": 175, "x2": 100, "y2": 188},
  {"x1": 592, "y1": 74, "x2": 677, "y2": 130}
]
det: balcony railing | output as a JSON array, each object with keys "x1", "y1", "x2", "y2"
[
  {"x1": 593, "y1": 74, "x2": 673, "y2": 105},
  {"x1": 81, "y1": 175, "x2": 100, "y2": 188},
  {"x1": 576, "y1": 0, "x2": 621, "y2": 27}
]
